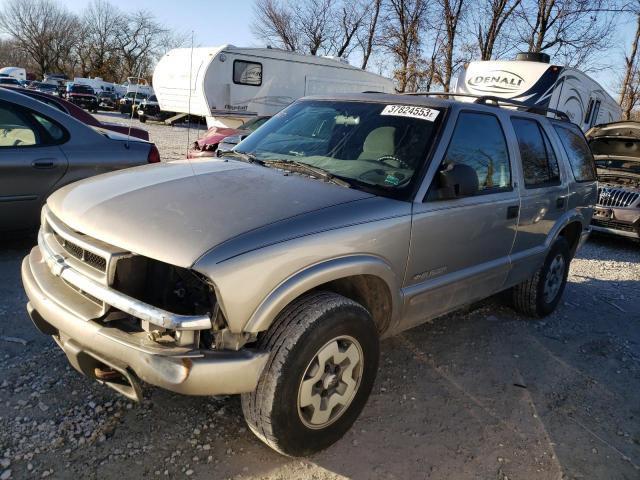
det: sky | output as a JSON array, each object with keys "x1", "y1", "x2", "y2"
[
  {"x1": 64, "y1": 0, "x2": 257, "y2": 48},
  {"x1": 57, "y1": 0, "x2": 638, "y2": 96}
]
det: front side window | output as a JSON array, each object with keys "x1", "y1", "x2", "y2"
[
  {"x1": 233, "y1": 60, "x2": 262, "y2": 86},
  {"x1": 512, "y1": 118, "x2": 561, "y2": 188},
  {"x1": 553, "y1": 124, "x2": 596, "y2": 182},
  {"x1": 0, "y1": 104, "x2": 39, "y2": 147},
  {"x1": 235, "y1": 100, "x2": 443, "y2": 198},
  {"x1": 438, "y1": 112, "x2": 511, "y2": 195}
]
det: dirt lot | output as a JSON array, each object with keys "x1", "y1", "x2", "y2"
[{"x1": 1, "y1": 114, "x2": 639, "y2": 480}]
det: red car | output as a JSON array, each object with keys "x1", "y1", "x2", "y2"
[
  {"x1": 2, "y1": 86, "x2": 150, "y2": 141},
  {"x1": 187, "y1": 116, "x2": 270, "y2": 158}
]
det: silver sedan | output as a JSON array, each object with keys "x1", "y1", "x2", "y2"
[{"x1": 0, "y1": 88, "x2": 160, "y2": 231}]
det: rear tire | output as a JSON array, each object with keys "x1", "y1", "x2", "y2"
[
  {"x1": 512, "y1": 237, "x2": 571, "y2": 317},
  {"x1": 241, "y1": 291, "x2": 379, "y2": 456}
]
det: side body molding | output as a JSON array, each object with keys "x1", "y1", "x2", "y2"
[{"x1": 243, "y1": 255, "x2": 402, "y2": 334}]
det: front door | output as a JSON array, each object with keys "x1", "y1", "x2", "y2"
[
  {"x1": 0, "y1": 101, "x2": 68, "y2": 230},
  {"x1": 401, "y1": 111, "x2": 519, "y2": 331}
]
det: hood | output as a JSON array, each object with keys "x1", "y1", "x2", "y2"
[
  {"x1": 47, "y1": 159, "x2": 373, "y2": 267},
  {"x1": 586, "y1": 121, "x2": 640, "y2": 161},
  {"x1": 196, "y1": 127, "x2": 244, "y2": 147}
]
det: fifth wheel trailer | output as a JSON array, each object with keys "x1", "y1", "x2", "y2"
[
  {"x1": 455, "y1": 53, "x2": 621, "y2": 131},
  {"x1": 153, "y1": 45, "x2": 395, "y2": 128}
]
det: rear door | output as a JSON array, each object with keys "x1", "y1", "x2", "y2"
[
  {"x1": 0, "y1": 100, "x2": 68, "y2": 230},
  {"x1": 506, "y1": 116, "x2": 569, "y2": 285}
]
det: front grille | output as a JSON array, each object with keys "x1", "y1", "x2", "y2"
[
  {"x1": 592, "y1": 218, "x2": 637, "y2": 233},
  {"x1": 597, "y1": 187, "x2": 640, "y2": 208},
  {"x1": 54, "y1": 234, "x2": 107, "y2": 272}
]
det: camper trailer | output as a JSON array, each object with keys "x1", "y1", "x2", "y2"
[
  {"x1": 0, "y1": 67, "x2": 26, "y2": 81},
  {"x1": 455, "y1": 53, "x2": 621, "y2": 131},
  {"x1": 153, "y1": 45, "x2": 395, "y2": 128}
]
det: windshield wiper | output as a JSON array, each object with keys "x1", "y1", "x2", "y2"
[
  {"x1": 219, "y1": 150, "x2": 264, "y2": 165},
  {"x1": 262, "y1": 159, "x2": 351, "y2": 188}
]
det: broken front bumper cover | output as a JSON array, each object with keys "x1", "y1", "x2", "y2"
[{"x1": 22, "y1": 247, "x2": 269, "y2": 400}]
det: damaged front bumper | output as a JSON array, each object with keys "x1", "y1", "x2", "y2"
[
  {"x1": 21, "y1": 245, "x2": 268, "y2": 401},
  {"x1": 591, "y1": 206, "x2": 640, "y2": 239}
]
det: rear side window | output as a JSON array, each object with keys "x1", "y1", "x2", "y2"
[
  {"x1": 553, "y1": 124, "x2": 596, "y2": 182},
  {"x1": 512, "y1": 118, "x2": 560, "y2": 188},
  {"x1": 0, "y1": 104, "x2": 39, "y2": 147},
  {"x1": 440, "y1": 112, "x2": 511, "y2": 194}
]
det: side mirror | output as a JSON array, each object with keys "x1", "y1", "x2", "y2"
[{"x1": 434, "y1": 162, "x2": 479, "y2": 200}]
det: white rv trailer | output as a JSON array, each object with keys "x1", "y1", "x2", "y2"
[
  {"x1": 0, "y1": 67, "x2": 26, "y2": 81},
  {"x1": 123, "y1": 77, "x2": 154, "y2": 97},
  {"x1": 455, "y1": 53, "x2": 621, "y2": 131},
  {"x1": 153, "y1": 45, "x2": 395, "y2": 128}
]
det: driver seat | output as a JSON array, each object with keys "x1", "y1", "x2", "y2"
[{"x1": 358, "y1": 126, "x2": 396, "y2": 160}]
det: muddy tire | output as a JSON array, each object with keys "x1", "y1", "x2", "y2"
[
  {"x1": 512, "y1": 237, "x2": 571, "y2": 317},
  {"x1": 241, "y1": 291, "x2": 379, "y2": 456}
]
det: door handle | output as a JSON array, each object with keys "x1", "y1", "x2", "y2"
[
  {"x1": 507, "y1": 205, "x2": 519, "y2": 219},
  {"x1": 32, "y1": 159, "x2": 56, "y2": 169},
  {"x1": 556, "y1": 196, "x2": 566, "y2": 209}
]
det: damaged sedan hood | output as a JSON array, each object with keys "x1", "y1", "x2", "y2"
[
  {"x1": 587, "y1": 121, "x2": 640, "y2": 188},
  {"x1": 47, "y1": 159, "x2": 373, "y2": 267}
]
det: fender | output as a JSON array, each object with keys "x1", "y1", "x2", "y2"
[
  {"x1": 544, "y1": 208, "x2": 590, "y2": 249},
  {"x1": 243, "y1": 255, "x2": 402, "y2": 334}
]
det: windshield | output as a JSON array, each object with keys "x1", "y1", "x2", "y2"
[
  {"x1": 70, "y1": 85, "x2": 94, "y2": 94},
  {"x1": 0, "y1": 78, "x2": 20, "y2": 85},
  {"x1": 236, "y1": 100, "x2": 443, "y2": 197},
  {"x1": 126, "y1": 92, "x2": 147, "y2": 99},
  {"x1": 240, "y1": 116, "x2": 270, "y2": 131}
]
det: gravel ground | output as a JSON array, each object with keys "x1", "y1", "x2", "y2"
[
  {"x1": 96, "y1": 111, "x2": 208, "y2": 161},
  {"x1": 0, "y1": 117, "x2": 639, "y2": 479}
]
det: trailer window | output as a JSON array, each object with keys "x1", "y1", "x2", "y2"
[{"x1": 233, "y1": 60, "x2": 262, "y2": 86}]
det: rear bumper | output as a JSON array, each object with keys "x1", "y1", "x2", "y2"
[{"x1": 21, "y1": 248, "x2": 268, "y2": 399}]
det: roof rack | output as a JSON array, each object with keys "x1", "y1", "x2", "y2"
[{"x1": 401, "y1": 91, "x2": 570, "y2": 122}]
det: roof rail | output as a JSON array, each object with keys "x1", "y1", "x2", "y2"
[{"x1": 401, "y1": 91, "x2": 570, "y2": 121}]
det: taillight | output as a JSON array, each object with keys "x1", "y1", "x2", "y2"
[{"x1": 147, "y1": 144, "x2": 160, "y2": 163}]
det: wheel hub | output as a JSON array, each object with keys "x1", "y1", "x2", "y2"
[
  {"x1": 297, "y1": 335, "x2": 363, "y2": 429},
  {"x1": 543, "y1": 254, "x2": 566, "y2": 303}
]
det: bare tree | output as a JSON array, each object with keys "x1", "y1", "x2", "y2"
[
  {"x1": 514, "y1": 0, "x2": 618, "y2": 69},
  {"x1": 332, "y1": 1, "x2": 369, "y2": 57},
  {"x1": 475, "y1": 0, "x2": 522, "y2": 60},
  {"x1": 432, "y1": 0, "x2": 467, "y2": 91},
  {"x1": 253, "y1": 0, "x2": 300, "y2": 51},
  {"x1": 116, "y1": 10, "x2": 170, "y2": 80},
  {"x1": 383, "y1": 0, "x2": 427, "y2": 92},
  {"x1": 620, "y1": 12, "x2": 640, "y2": 118},
  {"x1": 0, "y1": 0, "x2": 79, "y2": 76},
  {"x1": 357, "y1": 0, "x2": 383, "y2": 69}
]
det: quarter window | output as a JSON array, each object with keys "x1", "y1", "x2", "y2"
[
  {"x1": 233, "y1": 60, "x2": 262, "y2": 86},
  {"x1": 512, "y1": 118, "x2": 560, "y2": 187},
  {"x1": 439, "y1": 112, "x2": 511, "y2": 194},
  {"x1": 553, "y1": 124, "x2": 596, "y2": 182}
]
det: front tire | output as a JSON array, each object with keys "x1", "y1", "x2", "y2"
[
  {"x1": 512, "y1": 237, "x2": 571, "y2": 317},
  {"x1": 241, "y1": 292, "x2": 379, "y2": 456}
]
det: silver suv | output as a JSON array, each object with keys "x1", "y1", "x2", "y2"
[{"x1": 22, "y1": 93, "x2": 596, "y2": 456}]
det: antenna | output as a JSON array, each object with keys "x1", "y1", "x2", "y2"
[
  {"x1": 126, "y1": 68, "x2": 143, "y2": 149},
  {"x1": 186, "y1": 30, "x2": 194, "y2": 158}
]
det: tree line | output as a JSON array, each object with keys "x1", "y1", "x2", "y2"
[
  {"x1": 254, "y1": 0, "x2": 640, "y2": 118},
  {"x1": 0, "y1": 0, "x2": 186, "y2": 83}
]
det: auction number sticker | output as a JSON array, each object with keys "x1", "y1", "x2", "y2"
[{"x1": 381, "y1": 105, "x2": 439, "y2": 121}]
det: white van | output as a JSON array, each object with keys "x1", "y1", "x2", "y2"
[
  {"x1": 153, "y1": 45, "x2": 394, "y2": 128},
  {"x1": 455, "y1": 53, "x2": 621, "y2": 131},
  {"x1": 0, "y1": 67, "x2": 26, "y2": 81},
  {"x1": 73, "y1": 77, "x2": 117, "y2": 94}
]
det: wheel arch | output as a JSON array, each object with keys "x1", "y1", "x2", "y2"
[{"x1": 243, "y1": 255, "x2": 401, "y2": 336}]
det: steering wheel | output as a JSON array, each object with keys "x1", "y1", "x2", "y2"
[{"x1": 377, "y1": 155, "x2": 411, "y2": 170}]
